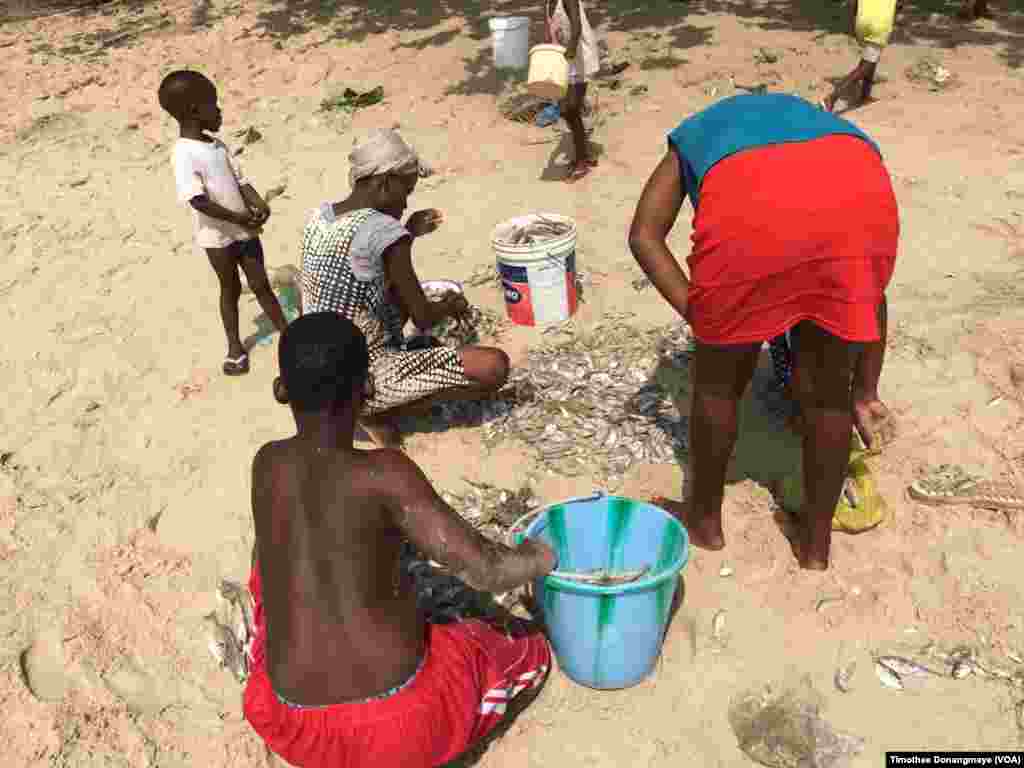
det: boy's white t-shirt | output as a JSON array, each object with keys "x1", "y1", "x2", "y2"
[{"x1": 172, "y1": 137, "x2": 254, "y2": 249}]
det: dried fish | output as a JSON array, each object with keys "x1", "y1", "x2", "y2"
[
  {"x1": 469, "y1": 319, "x2": 695, "y2": 487},
  {"x1": 204, "y1": 611, "x2": 249, "y2": 683},
  {"x1": 495, "y1": 215, "x2": 573, "y2": 247},
  {"x1": 551, "y1": 566, "x2": 650, "y2": 585},
  {"x1": 952, "y1": 660, "x2": 974, "y2": 679},
  {"x1": 815, "y1": 595, "x2": 845, "y2": 613},
  {"x1": 712, "y1": 609, "x2": 727, "y2": 643},
  {"x1": 876, "y1": 655, "x2": 941, "y2": 678},
  {"x1": 835, "y1": 660, "x2": 857, "y2": 693},
  {"x1": 875, "y1": 661, "x2": 904, "y2": 690}
]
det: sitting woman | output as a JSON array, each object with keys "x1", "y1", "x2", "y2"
[{"x1": 275, "y1": 129, "x2": 510, "y2": 448}]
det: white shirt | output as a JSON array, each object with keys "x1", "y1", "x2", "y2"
[{"x1": 172, "y1": 137, "x2": 253, "y2": 249}]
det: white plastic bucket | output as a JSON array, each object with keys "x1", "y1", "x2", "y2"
[
  {"x1": 527, "y1": 44, "x2": 568, "y2": 102},
  {"x1": 488, "y1": 16, "x2": 530, "y2": 71},
  {"x1": 492, "y1": 213, "x2": 578, "y2": 327}
]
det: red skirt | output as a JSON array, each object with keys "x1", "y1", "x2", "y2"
[{"x1": 686, "y1": 134, "x2": 898, "y2": 345}]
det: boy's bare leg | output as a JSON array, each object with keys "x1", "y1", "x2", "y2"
[
  {"x1": 790, "y1": 322, "x2": 856, "y2": 570},
  {"x1": 562, "y1": 82, "x2": 593, "y2": 182},
  {"x1": 237, "y1": 244, "x2": 289, "y2": 333},
  {"x1": 206, "y1": 248, "x2": 246, "y2": 362},
  {"x1": 852, "y1": 295, "x2": 896, "y2": 451},
  {"x1": 655, "y1": 341, "x2": 761, "y2": 550}
]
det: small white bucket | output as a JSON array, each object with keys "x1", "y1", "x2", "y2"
[
  {"x1": 492, "y1": 213, "x2": 578, "y2": 327},
  {"x1": 488, "y1": 16, "x2": 530, "y2": 71},
  {"x1": 527, "y1": 44, "x2": 569, "y2": 102}
]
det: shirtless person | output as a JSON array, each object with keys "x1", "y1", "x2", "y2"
[{"x1": 243, "y1": 312, "x2": 556, "y2": 768}]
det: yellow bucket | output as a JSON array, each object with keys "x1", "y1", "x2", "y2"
[{"x1": 527, "y1": 44, "x2": 569, "y2": 102}]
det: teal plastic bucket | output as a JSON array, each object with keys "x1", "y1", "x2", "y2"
[
  {"x1": 514, "y1": 492, "x2": 689, "y2": 689},
  {"x1": 253, "y1": 283, "x2": 301, "y2": 346}
]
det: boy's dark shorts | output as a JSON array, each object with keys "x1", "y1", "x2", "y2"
[{"x1": 227, "y1": 237, "x2": 264, "y2": 262}]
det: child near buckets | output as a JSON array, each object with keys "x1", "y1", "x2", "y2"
[{"x1": 545, "y1": 0, "x2": 601, "y2": 182}]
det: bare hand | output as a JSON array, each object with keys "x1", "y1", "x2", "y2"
[
  {"x1": 251, "y1": 205, "x2": 271, "y2": 226},
  {"x1": 237, "y1": 211, "x2": 265, "y2": 232},
  {"x1": 518, "y1": 538, "x2": 557, "y2": 575},
  {"x1": 407, "y1": 209, "x2": 444, "y2": 238},
  {"x1": 442, "y1": 291, "x2": 470, "y2": 321}
]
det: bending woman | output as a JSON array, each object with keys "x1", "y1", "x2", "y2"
[
  {"x1": 628, "y1": 93, "x2": 899, "y2": 570},
  {"x1": 276, "y1": 129, "x2": 510, "y2": 448}
]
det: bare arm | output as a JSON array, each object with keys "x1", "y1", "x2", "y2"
[
  {"x1": 563, "y1": 0, "x2": 583, "y2": 50},
  {"x1": 189, "y1": 194, "x2": 262, "y2": 230},
  {"x1": 384, "y1": 238, "x2": 464, "y2": 332},
  {"x1": 240, "y1": 183, "x2": 271, "y2": 217},
  {"x1": 627, "y1": 150, "x2": 690, "y2": 319},
  {"x1": 380, "y1": 451, "x2": 556, "y2": 593}
]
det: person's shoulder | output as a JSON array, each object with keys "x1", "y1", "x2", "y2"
[
  {"x1": 361, "y1": 447, "x2": 426, "y2": 491},
  {"x1": 252, "y1": 439, "x2": 290, "y2": 472},
  {"x1": 361, "y1": 209, "x2": 407, "y2": 232}
]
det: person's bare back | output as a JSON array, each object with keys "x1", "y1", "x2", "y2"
[{"x1": 252, "y1": 441, "x2": 423, "y2": 704}]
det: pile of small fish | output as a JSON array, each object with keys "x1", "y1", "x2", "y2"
[
  {"x1": 441, "y1": 481, "x2": 539, "y2": 541},
  {"x1": 494, "y1": 216, "x2": 573, "y2": 246},
  {"x1": 480, "y1": 318, "x2": 694, "y2": 485}
]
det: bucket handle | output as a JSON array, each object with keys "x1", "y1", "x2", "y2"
[{"x1": 507, "y1": 489, "x2": 605, "y2": 547}]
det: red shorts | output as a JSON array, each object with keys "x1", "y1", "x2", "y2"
[
  {"x1": 243, "y1": 566, "x2": 551, "y2": 768},
  {"x1": 686, "y1": 134, "x2": 899, "y2": 345}
]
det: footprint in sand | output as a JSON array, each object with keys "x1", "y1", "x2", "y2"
[{"x1": 20, "y1": 627, "x2": 67, "y2": 702}]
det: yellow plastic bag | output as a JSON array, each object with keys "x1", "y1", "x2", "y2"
[{"x1": 780, "y1": 439, "x2": 888, "y2": 533}]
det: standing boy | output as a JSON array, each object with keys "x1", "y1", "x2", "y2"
[
  {"x1": 547, "y1": 0, "x2": 601, "y2": 182},
  {"x1": 158, "y1": 69, "x2": 289, "y2": 375},
  {"x1": 244, "y1": 312, "x2": 555, "y2": 767},
  {"x1": 821, "y1": 0, "x2": 898, "y2": 113}
]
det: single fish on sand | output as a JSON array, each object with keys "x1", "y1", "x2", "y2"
[
  {"x1": 711, "y1": 610, "x2": 728, "y2": 644},
  {"x1": 875, "y1": 661, "x2": 904, "y2": 690},
  {"x1": 875, "y1": 655, "x2": 942, "y2": 678},
  {"x1": 204, "y1": 612, "x2": 248, "y2": 683},
  {"x1": 835, "y1": 660, "x2": 857, "y2": 693}
]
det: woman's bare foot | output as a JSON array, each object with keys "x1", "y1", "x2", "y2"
[
  {"x1": 791, "y1": 538, "x2": 829, "y2": 571},
  {"x1": 359, "y1": 417, "x2": 404, "y2": 450},
  {"x1": 783, "y1": 509, "x2": 830, "y2": 570},
  {"x1": 651, "y1": 496, "x2": 725, "y2": 550},
  {"x1": 853, "y1": 397, "x2": 896, "y2": 452}
]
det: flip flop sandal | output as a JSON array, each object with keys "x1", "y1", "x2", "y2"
[
  {"x1": 223, "y1": 354, "x2": 250, "y2": 376},
  {"x1": 908, "y1": 464, "x2": 1024, "y2": 510},
  {"x1": 564, "y1": 164, "x2": 592, "y2": 184}
]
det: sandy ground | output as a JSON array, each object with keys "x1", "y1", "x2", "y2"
[{"x1": 2, "y1": 0, "x2": 1024, "y2": 765}]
